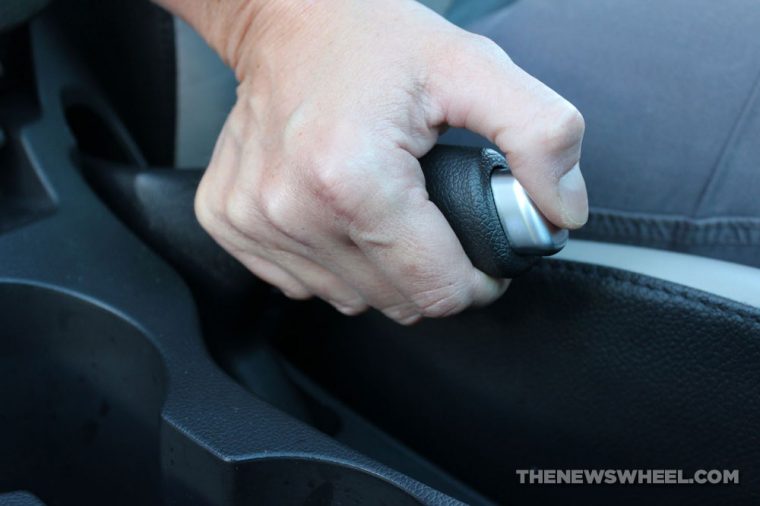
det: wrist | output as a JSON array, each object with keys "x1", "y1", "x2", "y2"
[{"x1": 155, "y1": 0, "x2": 299, "y2": 74}]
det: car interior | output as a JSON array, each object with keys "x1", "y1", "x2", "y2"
[{"x1": 1, "y1": 0, "x2": 759, "y2": 505}]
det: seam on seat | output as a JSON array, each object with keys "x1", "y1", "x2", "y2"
[
  {"x1": 579, "y1": 208, "x2": 760, "y2": 246},
  {"x1": 540, "y1": 260, "x2": 760, "y2": 326},
  {"x1": 691, "y1": 65, "x2": 760, "y2": 218}
]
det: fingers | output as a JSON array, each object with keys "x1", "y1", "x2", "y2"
[
  {"x1": 196, "y1": 145, "x2": 505, "y2": 324},
  {"x1": 430, "y1": 35, "x2": 588, "y2": 229},
  {"x1": 197, "y1": 185, "x2": 369, "y2": 315},
  {"x1": 345, "y1": 153, "x2": 509, "y2": 321},
  {"x1": 270, "y1": 251, "x2": 368, "y2": 315},
  {"x1": 307, "y1": 245, "x2": 423, "y2": 324}
]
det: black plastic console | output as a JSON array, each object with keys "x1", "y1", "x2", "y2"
[
  {"x1": 0, "y1": 15, "x2": 473, "y2": 506},
  {"x1": 4, "y1": 7, "x2": 760, "y2": 506}
]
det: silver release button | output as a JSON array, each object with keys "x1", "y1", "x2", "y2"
[{"x1": 490, "y1": 169, "x2": 568, "y2": 256}]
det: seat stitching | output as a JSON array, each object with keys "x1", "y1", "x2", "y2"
[
  {"x1": 540, "y1": 260, "x2": 760, "y2": 326},
  {"x1": 691, "y1": 65, "x2": 760, "y2": 218}
]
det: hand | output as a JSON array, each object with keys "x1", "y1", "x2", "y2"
[{"x1": 160, "y1": 0, "x2": 587, "y2": 324}]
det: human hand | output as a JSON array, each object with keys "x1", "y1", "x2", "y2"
[{"x1": 159, "y1": 0, "x2": 587, "y2": 324}]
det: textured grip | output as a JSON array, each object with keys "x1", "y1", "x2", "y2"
[{"x1": 420, "y1": 145, "x2": 538, "y2": 278}]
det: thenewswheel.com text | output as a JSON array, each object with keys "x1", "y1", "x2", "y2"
[{"x1": 515, "y1": 469, "x2": 739, "y2": 485}]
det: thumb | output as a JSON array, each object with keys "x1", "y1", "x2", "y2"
[{"x1": 430, "y1": 35, "x2": 588, "y2": 229}]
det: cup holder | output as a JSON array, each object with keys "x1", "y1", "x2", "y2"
[
  {"x1": 0, "y1": 282, "x2": 435, "y2": 506},
  {"x1": 0, "y1": 282, "x2": 167, "y2": 505}
]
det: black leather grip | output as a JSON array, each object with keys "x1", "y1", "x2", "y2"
[{"x1": 420, "y1": 145, "x2": 538, "y2": 278}]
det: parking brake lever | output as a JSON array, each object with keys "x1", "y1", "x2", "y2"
[
  {"x1": 419, "y1": 145, "x2": 567, "y2": 278},
  {"x1": 81, "y1": 145, "x2": 566, "y2": 293}
]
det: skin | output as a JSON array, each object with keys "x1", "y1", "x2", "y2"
[{"x1": 155, "y1": 0, "x2": 588, "y2": 324}]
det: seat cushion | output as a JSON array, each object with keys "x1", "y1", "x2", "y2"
[{"x1": 442, "y1": 0, "x2": 760, "y2": 267}]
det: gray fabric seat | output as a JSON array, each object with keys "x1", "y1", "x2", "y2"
[{"x1": 443, "y1": 0, "x2": 760, "y2": 267}]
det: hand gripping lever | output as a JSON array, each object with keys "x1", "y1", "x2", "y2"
[{"x1": 82, "y1": 145, "x2": 567, "y2": 293}]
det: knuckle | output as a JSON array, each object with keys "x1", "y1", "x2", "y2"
[
  {"x1": 194, "y1": 175, "x2": 224, "y2": 233},
  {"x1": 468, "y1": 34, "x2": 507, "y2": 60},
  {"x1": 225, "y1": 177, "x2": 299, "y2": 242},
  {"x1": 224, "y1": 185, "x2": 257, "y2": 233},
  {"x1": 256, "y1": 183, "x2": 297, "y2": 235},
  {"x1": 308, "y1": 160, "x2": 360, "y2": 217},
  {"x1": 311, "y1": 170, "x2": 377, "y2": 230},
  {"x1": 434, "y1": 33, "x2": 513, "y2": 87},
  {"x1": 466, "y1": 34, "x2": 517, "y2": 72},
  {"x1": 535, "y1": 101, "x2": 585, "y2": 152}
]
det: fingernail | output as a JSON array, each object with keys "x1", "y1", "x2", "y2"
[{"x1": 558, "y1": 162, "x2": 589, "y2": 228}]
